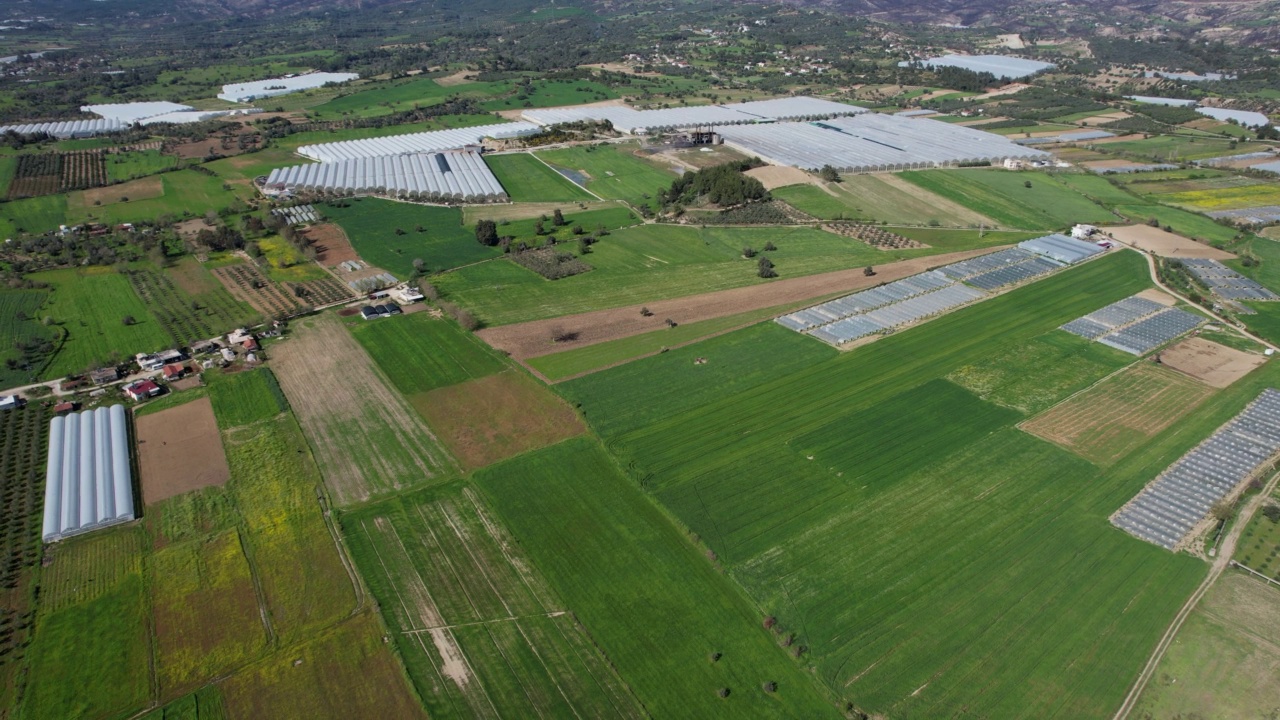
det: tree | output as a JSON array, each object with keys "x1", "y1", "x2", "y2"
[
  {"x1": 475, "y1": 219, "x2": 498, "y2": 246},
  {"x1": 819, "y1": 165, "x2": 841, "y2": 183},
  {"x1": 578, "y1": 237, "x2": 592, "y2": 255},
  {"x1": 412, "y1": 258, "x2": 426, "y2": 275},
  {"x1": 1023, "y1": 180, "x2": 1032, "y2": 189},
  {"x1": 742, "y1": 246, "x2": 757, "y2": 258},
  {"x1": 758, "y1": 256, "x2": 777, "y2": 279},
  {"x1": 864, "y1": 265, "x2": 875, "y2": 276},
  {"x1": 1210, "y1": 499, "x2": 1235, "y2": 523},
  {"x1": 121, "y1": 315, "x2": 136, "y2": 326},
  {"x1": 763, "y1": 241, "x2": 776, "y2": 251},
  {"x1": 535, "y1": 220, "x2": 546, "y2": 236},
  {"x1": 552, "y1": 208, "x2": 567, "y2": 226}
]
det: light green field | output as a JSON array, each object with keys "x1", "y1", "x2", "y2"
[
  {"x1": 535, "y1": 143, "x2": 678, "y2": 211},
  {"x1": 476, "y1": 438, "x2": 842, "y2": 719},
  {"x1": 559, "y1": 251, "x2": 1251, "y2": 717},
  {"x1": 434, "y1": 224, "x2": 896, "y2": 326},
  {"x1": 1113, "y1": 204, "x2": 1241, "y2": 245},
  {"x1": 348, "y1": 312, "x2": 507, "y2": 394},
  {"x1": 311, "y1": 77, "x2": 504, "y2": 118},
  {"x1": 1131, "y1": 573, "x2": 1280, "y2": 720},
  {"x1": 341, "y1": 482, "x2": 646, "y2": 719},
  {"x1": 485, "y1": 153, "x2": 596, "y2": 203},
  {"x1": 205, "y1": 368, "x2": 287, "y2": 428},
  {"x1": 66, "y1": 170, "x2": 246, "y2": 227},
  {"x1": 106, "y1": 150, "x2": 178, "y2": 182},
  {"x1": 323, "y1": 199, "x2": 498, "y2": 278},
  {"x1": 33, "y1": 267, "x2": 171, "y2": 378},
  {"x1": 1098, "y1": 135, "x2": 1268, "y2": 162},
  {"x1": 0, "y1": 193, "x2": 68, "y2": 237},
  {"x1": 0, "y1": 154, "x2": 15, "y2": 196},
  {"x1": 899, "y1": 169, "x2": 1120, "y2": 230},
  {"x1": 1052, "y1": 172, "x2": 1144, "y2": 205},
  {"x1": 1156, "y1": 182, "x2": 1280, "y2": 211},
  {"x1": 0, "y1": 290, "x2": 56, "y2": 388}
]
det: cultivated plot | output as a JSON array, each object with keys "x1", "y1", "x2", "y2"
[
  {"x1": 343, "y1": 484, "x2": 645, "y2": 720},
  {"x1": 1159, "y1": 337, "x2": 1267, "y2": 388},
  {"x1": 1022, "y1": 362, "x2": 1216, "y2": 466},
  {"x1": 271, "y1": 313, "x2": 456, "y2": 505},
  {"x1": 136, "y1": 396, "x2": 232, "y2": 505}
]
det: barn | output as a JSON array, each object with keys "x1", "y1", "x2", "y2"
[{"x1": 41, "y1": 405, "x2": 136, "y2": 543}]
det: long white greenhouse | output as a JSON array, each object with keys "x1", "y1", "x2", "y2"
[
  {"x1": 265, "y1": 150, "x2": 508, "y2": 202},
  {"x1": 0, "y1": 118, "x2": 125, "y2": 139},
  {"x1": 296, "y1": 122, "x2": 541, "y2": 163},
  {"x1": 42, "y1": 405, "x2": 136, "y2": 543},
  {"x1": 897, "y1": 54, "x2": 1055, "y2": 80},
  {"x1": 522, "y1": 96, "x2": 864, "y2": 134},
  {"x1": 219, "y1": 72, "x2": 360, "y2": 103},
  {"x1": 716, "y1": 114, "x2": 1050, "y2": 172}
]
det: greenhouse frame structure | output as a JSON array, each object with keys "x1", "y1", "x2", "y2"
[{"x1": 42, "y1": 405, "x2": 136, "y2": 543}]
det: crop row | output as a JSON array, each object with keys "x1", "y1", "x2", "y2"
[
  {"x1": 125, "y1": 269, "x2": 248, "y2": 346},
  {"x1": 212, "y1": 265, "x2": 302, "y2": 317},
  {"x1": 285, "y1": 276, "x2": 354, "y2": 306},
  {"x1": 825, "y1": 222, "x2": 926, "y2": 250},
  {"x1": 0, "y1": 404, "x2": 49, "y2": 671},
  {"x1": 59, "y1": 151, "x2": 107, "y2": 191}
]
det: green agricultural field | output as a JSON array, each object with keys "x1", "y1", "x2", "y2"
[
  {"x1": 68, "y1": 170, "x2": 247, "y2": 227},
  {"x1": 32, "y1": 267, "x2": 171, "y2": 378},
  {"x1": 222, "y1": 415, "x2": 356, "y2": 642},
  {"x1": 485, "y1": 153, "x2": 597, "y2": 202},
  {"x1": 310, "y1": 76, "x2": 504, "y2": 119},
  {"x1": 106, "y1": 150, "x2": 178, "y2": 182},
  {"x1": 535, "y1": 143, "x2": 677, "y2": 211},
  {"x1": 18, "y1": 529, "x2": 151, "y2": 720},
  {"x1": 488, "y1": 205, "x2": 637, "y2": 243},
  {"x1": 563, "y1": 251, "x2": 1262, "y2": 717},
  {"x1": 206, "y1": 368, "x2": 287, "y2": 428},
  {"x1": 434, "y1": 224, "x2": 891, "y2": 326},
  {"x1": 150, "y1": 530, "x2": 268, "y2": 695},
  {"x1": 1097, "y1": 135, "x2": 1267, "y2": 162},
  {"x1": 528, "y1": 304, "x2": 801, "y2": 381},
  {"x1": 1156, "y1": 182, "x2": 1280, "y2": 211},
  {"x1": 480, "y1": 78, "x2": 619, "y2": 111},
  {"x1": 126, "y1": 264, "x2": 259, "y2": 347},
  {"x1": 141, "y1": 687, "x2": 227, "y2": 720},
  {"x1": 323, "y1": 199, "x2": 498, "y2": 278},
  {"x1": 1234, "y1": 491, "x2": 1280, "y2": 579},
  {"x1": 1131, "y1": 573, "x2": 1280, "y2": 720},
  {"x1": 0, "y1": 193, "x2": 68, "y2": 237},
  {"x1": 0, "y1": 289, "x2": 56, "y2": 388},
  {"x1": 891, "y1": 226, "x2": 1041, "y2": 250},
  {"x1": 899, "y1": 169, "x2": 1120, "y2": 230},
  {"x1": 348, "y1": 312, "x2": 506, "y2": 394},
  {"x1": 476, "y1": 438, "x2": 842, "y2": 719},
  {"x1": 342, "y1": 483, "x2": 646, "y2": 719},
  {"x1": 1113, "y1": 204, "x2": 1241, "y2": 245},
  {"x1": 1052, "y1": 172, "x2": 1143, "y2": 205},
  {"x1": 0, "y1": 154, "x2": 15, "y2": 196}
]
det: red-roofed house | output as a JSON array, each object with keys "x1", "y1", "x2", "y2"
[
  {"x1": 53, "y1": 401, "x2": 77, "y2": 415},
  {"x1": 162, "y1": 363, "x2": 186, "y2": 381},
  {"x1": 124, "y1": 380, "x2": 162, "y2": 401},
  {"x1": 242, "y1": 338, "x2": 259, "y2": 352}
]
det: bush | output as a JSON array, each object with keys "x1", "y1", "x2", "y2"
[
  {"x1": 121, "y1": 315, "x2": 135, "y2": 326},
  {"x1": 742, "y1": 246, "x2": 757, "y2": 258},
  {"x1": 763, "y1": 241, "x2": 776, "y2": 251}
]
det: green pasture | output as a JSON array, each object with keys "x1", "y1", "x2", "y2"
[
  {"x1": 1112, "y1": 204, "x2": 1241, "y2": 245},
  {"x1": 0, "y1": 289, "x2": 55, "y2": 387},
  {"x1": 206, "y1": 368, "x2": 287, "y2": 428},
  {"x1": 1097, "y1": 135, "x2": 1268, "y2": 162},
  {"x1": 1052, "y1": 172, "x2": 1143, "y2": 205},
  {"x1": 560, "y1": 250, "x2": 1255, "y2": 717},
  {"x1": 32, "y1": 267, "x2": 170, "y2": 378},
  {"x1": 348, "y1": 312, "x2": 507, "y2": 394},
  {"x1": 476, "y1": 438, "x2": 841, "y2": 719},
  {"x1": 67, "y1": 170, "x2": 246, "y2": 227},
  {"x1": 434, "y1": 224, "x2": 897, "y2": 326},
  {"x1": 310, "y1": 76, "x2": 503, "y2": 118},
  {"x1": 0, "y1": 193, "x2": 68, "y2": 237},
  {"x1": 341, "y1": 483, "x2": 645, "y2": 719},
  {"x1": 769, "y1": 178, "x2": 991, "y2": 226},
  {"x1": 480, "y1": 78, "x2": 618, "y2": 111},
  {"x1": 535, "y1": 143, "x2": 678, "y2": 210},
  {"x1": 485, "y1": 153, "x2": 596, "y2": 202},
  {"x1": 323, "y1": 199, "x2": 498, "y2": 278},
  {"x1": 0, "y1": 154, "x2": 15, "y2": 196},
  {"x1": 890, "y1": 226, "x2": 1041, "y2": 250},
  {"x1": 491, "y1": 205, "x2": 636, "y2": 241},
  {"x1": 141, "y1": 687, "x2": 227, "y2": 720},
  {"x1": 106, "y1": 150, "x2": 178, "y2": 182},
  {"x1": 899, "y1": 169, "x2": 1120, "y2": 230}
]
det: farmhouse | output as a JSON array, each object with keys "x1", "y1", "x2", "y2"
[
  {"x1": 390, "y1": 283, "x2": 425, "y2": 305},
  {"x1": 123, "y1": 379, "x2": 162, "y2": 401},
  {"x1": 41, "y1": 405, "x2": 136, "y2": 542},
  {"x1": 52, "y1": 401, "x2": 76, "y2": 415},
  {"x1": 90, "y1": 367, "x2": 120, "y2": 385},
  {"x1": 162, "y1": 363, "x2": 186, "y2": 381}
]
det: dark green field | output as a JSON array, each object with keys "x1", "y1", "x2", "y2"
[
  {"x1": 485, "y1": 153, "x2": 596, "y2": 202},
  {"x1": 558, "y1": 251, "x2": 1244, "y2": 717},
  {"x1": 899, "y1": 169, "x2": 1121, "y2": 230},
  {"x1": 323, "y1": 199, "x2": 499, "y2": 278},
  {"x1": 348, "y1": 312, "x2": 507, "y2": 395},
  {"x1": 205, "y1": 367, "x2": 287, "y2": 428}
]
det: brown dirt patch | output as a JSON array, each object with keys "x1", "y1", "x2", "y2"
[
  {"x1": 1158, "y1": 337, "x2": 1267, "y2": 388},
  {"x1": 478, "y1": 246, "x2": 1004, "y2": 361},
  {"x1": 411, "y1": 370, "x2": 584, "y2": 470},
  {"x1": 1022, "y1": 363, "x2": 1216, "y2": 466},
  {"x1": 434, "y1": 70, "x2": 477, "y2": 86},
  {"x1": 1103, "y1": 224, "x2": 1237, "y2": 259},
  {"x1": 1135, "y1": 288, "x2": 1178, "y2": 306},
  {"x1": 745, "y1": 165, "x2": 815, "y2": 190},
  {"x1": 136, "y1": 396, "x2": 231, "y2": 505},
  {"x1": 82, "y1": 176, "x2": 162, "y2": 206},
  {"x1": 170, "y1": 376, "x2": 204, "y2": 392},
  {"x1": 1080, "y1": 112, "x2": 1131, "y2": 126},
  {"x1": 173, "y1": 218, "x2": 212, "y2": 240},
  {"x1": 461, "y1": 200, "x2": 621, "y2": 225},
  {"x1": 305, "y1": 223, "x2": 359, "y2": 266},
  {"x1": 270, "y1": 313, "x2": 454, "y2": 505},
  {"x1": 167, "y1": 256, "x2": 224, "y2": 295}
]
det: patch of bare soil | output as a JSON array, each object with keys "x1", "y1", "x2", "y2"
[
  {"x1": 1135, "y1": 288, "x2": 1178, "y2": 307},
  {"x1": 82, "y1": 176, "x2": 162, "y2": 206},
  {"x1": 495, "y1": 98, "x2": 627, "y2": 121},
  {"x1": 434, "y1": 70, "x2": 476, "y2": 87},
  {"x1": 478, "y1": 247, "x2": 1005, "y2": 361},
  {"x1": 136, "y1": 396, "x2": 231, "y2": 505},
  {"x1": 745, "y1": 165, "x2": 815, "y2": 190},
  {"x1": 1081, "y1": 112, "x2": 1131, "y2": 126},
  {"x1": 1103, "y1": 224, "x2": 1237, "y2": 259},
  {"x1": 174, "y1": 218, "x2": 214, "y2": 240},
  {"x1": 305, "y1": 223, "x2": 359, "y2": 266},
  {"x1": 1158, "y1": 337, "x2": 1267, "y2": 388}
]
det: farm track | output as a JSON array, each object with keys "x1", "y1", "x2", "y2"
[{"x1": 1114, "y1": 466, "x2": 1280, "y2": 719}]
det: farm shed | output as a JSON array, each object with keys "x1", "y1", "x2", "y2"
[
  {"x1": 897, "y1": 54, "x2": 1055, "y2": 79},
  {"x1": 295, "y1": 122, "x2": 540, "y2": 163},
  {"x1": 41, "y1": 405, "x2": 136, "y2": 543},
  {"x1": 716, "y1": 114, "x2": 1049, "y2": 173},
  {"x1": 265, "y1": 150, "x2": 509, "y2": 202},
  {"x1": 218, "y1": 72, "x2": 359, "y2": 103},
  {"x1": 90, "y1": 367, "x2": 120, "y2": 385},
  {"x1": 0, "y1": 395, "x2": 21, "y2": 410}
]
